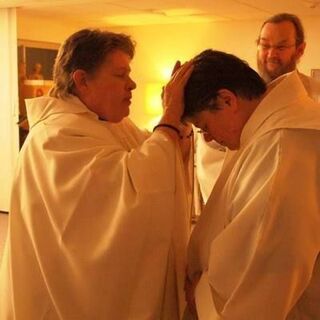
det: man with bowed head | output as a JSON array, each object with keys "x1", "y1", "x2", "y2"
[
  {"x1": 0, "y1": 29, "x2": 194, "y2": 319},
  {"x1": 183, "y1": 49, "x2": 320, "y2": 319}
]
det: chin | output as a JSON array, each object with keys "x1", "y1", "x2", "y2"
[
  {"x1": 122, "y1": 108, "x2": 130, "y2": 119},
  {"x1": 113, "y1": 114, "x2": 127, "y2": 123},
  {"x1": 111, "y1": 118, "x2": 124, "y2": 123},
  {"x1": 115, "y1": 112, "x2": 130, "y2": 123},
  {"x1": 228, "y1": 141, "x2": 240, "y2": 150},
  {"x1": 109, "y1": 106, "x2": 130, "y2": 123}
]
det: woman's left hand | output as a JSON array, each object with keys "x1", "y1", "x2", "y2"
[{"x1": 161, "y1": 60, "x2": 194, "y2": 124}]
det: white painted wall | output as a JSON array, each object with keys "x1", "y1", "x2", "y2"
[
  {"x1": 0, "y1": 8, "x2": 19, "y2": 212},
  {"x1": 17, "y1": 13, "x2": 81, "y2": 44}
]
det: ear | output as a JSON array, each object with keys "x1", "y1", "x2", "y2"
[
  {"x1": 72, "y1": 69, "x2": 89, "y2": 93},
  {"x1": 295, "y1": 42, "x2": 306, "y2": 61},
  {"x1": 217, "y1": 89, "x2": 238, "y2": 110}
]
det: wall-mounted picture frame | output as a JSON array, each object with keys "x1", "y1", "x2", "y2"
[
  {"x1": 311, "y1": 69, "x2": 320, "y2": 81},
  {"x1": 17, "y1": 40, "x2": 60, "y2": 148},
  {"x1": 18, "y1": 39, "x2": 60, "y2": 81}
]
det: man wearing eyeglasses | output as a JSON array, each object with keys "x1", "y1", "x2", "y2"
[{"x1": 257, "y1": 12, "x2": 320, "y2": 102}]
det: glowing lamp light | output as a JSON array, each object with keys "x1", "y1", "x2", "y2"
[
  {"x1": 145, "y1": 83, "x2": 164, "y2": 115},
  {"x1": 143, "y1": 65, "x2": 178, "y2": 130},
  {"x1": 160, "y1": 67, "x2": 173, "y2": 81}
]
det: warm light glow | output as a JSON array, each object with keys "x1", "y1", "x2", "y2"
[
  {"x1": 160, "y1": 66, "x2": 173, "y2": 81},
  {"x1": 145, "y1": 83, "x2": 164, "y2": 115}
]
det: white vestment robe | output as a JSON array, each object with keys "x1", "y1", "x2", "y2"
[
  {"x1": 0, "y1": 96, "x2": 191, "y2": 319},
  {"x1": 188, "y1": 71, "x2": 320, "y2": 319},
  {"x1": 299, "y1": 72, "x2": 320, "y2": 102}
]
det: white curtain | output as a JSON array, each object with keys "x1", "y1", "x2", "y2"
[{"x1": 0, "y1": 8, "x2": 19, "y2": 212}]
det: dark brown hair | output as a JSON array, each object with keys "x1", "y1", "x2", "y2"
[{"x1": 183, "y1": 50, "x2": 266, "y2": 119}]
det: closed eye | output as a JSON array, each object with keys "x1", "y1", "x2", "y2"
[{"x1": 114, "y1": 73, "x2": 127, "y2": 78}]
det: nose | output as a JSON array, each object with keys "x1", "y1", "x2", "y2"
[
  {"x1": 267, "y1": 47, "x2": 279, "y2": 57},
  {"x1": 128, "y1": 77, "x2": 136, "y2": 90}
]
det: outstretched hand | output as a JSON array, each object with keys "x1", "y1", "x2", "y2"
[
  {"x1": 161, "y1": 61, "x2": 181, "y2": 100},
  {"x1": 161, "y1": 60, "x2": 194, "y2": 124}
]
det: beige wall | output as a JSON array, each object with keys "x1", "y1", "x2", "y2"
[
  {"x1": 17, "y1": 14, "x2": 320, "y2": 129},
  {"x1": 17, "y1": 13, "x2": 81, "y2": 43}
]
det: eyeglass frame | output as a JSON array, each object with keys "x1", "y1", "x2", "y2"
[{"x1": 256, "y1": 40, "x2": 297, "y2": 52}]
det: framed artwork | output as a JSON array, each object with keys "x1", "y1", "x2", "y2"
[
  {"x1": 18, "y1": 39, "x2": 60, "y2": 81},
  {"x1": 17, "y1": 40, "x2": 60, "y2": 148}
]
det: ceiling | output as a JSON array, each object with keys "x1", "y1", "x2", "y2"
[{"x1": 1, "y1": 0, "x2": 320, "y2": 27}]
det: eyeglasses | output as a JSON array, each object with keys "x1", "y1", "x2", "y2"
[{"x1": 257, "y1": 43, "x2": 296, "y2": 52}]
